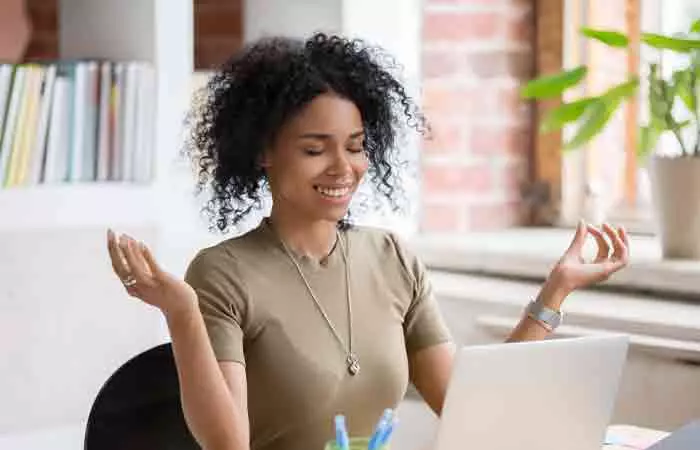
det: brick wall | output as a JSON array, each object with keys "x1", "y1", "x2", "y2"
[
  {"x1": 420, "y1": 0, "x2": 535, "y2": 233},
  {"x1": 194, "y1": 0, "x2": 243, "y2": 69},
  {"x1": 24, "y1": 0, "x2": 58, "y2": 61},
  {"x1": 24, "y1": 0, "x2": 536, "y2": 233},
  {"x1": 24, "y1": 0, "x2": 243, "y2": 69}
]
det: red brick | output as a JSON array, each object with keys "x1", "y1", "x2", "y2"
[
  {"x1": 422, "y1": 164, "x2": 493, "y2": 194},
  {"x1": 421, "y1": 84, "x2": 471, "y2": 117},
  {"x1": 26, "y1": 0, "x2": 57, "y2": 13},
  {"x1": 195, "y1": 0, "x2": 241, "y2": 10},
  {"x1": 423, "y1": 12, "x2": 500, "y2": 42},
  {"x1": 195, "y1": 7, "x2": 242, "y2": 38},
  {"x1": 468, "y1": 201, "x2": 524, "y2": 230},
  {"x1": 423, "y1": 84, "x2": 525, "y2": 121},
  {"x1": 470, "y1": 124, "x2": 530, "y2": 157},
  {"x1": 464, "y1": 50, "x2": 533, "y2": 79},
  {"x1": 427, "y1": 0, "x2": 505, "y2": 4},
  {"x1": 26, "y1": 2, "x2": 58, "y2": 33},
  {"x1": 195, "y1": 38, "x2": 242, "y2": 69},
  {"x1": 421, "y1": 203, "x2": 464, "y2": 232},
  {"x1": 497, "y1": 86, "x2": 531, "y2": 122},
  {"x1": 505, "y1": 6, "x2": 534, "y2": 44},
  {"x1": 422, "y1": 119, "x2": 465, "y2": 155},
  {"x1": 503, "y1": 158, "x2": 529, "y2": 199},
  {"x1": 422, "y1": 49, "x2": 463, "y2": 79},
  {"x1": 24, "y1": 36, "x2": 58, "y2": 61},
  {"x1": 422, "y1": 84, "x2": 507, "y2": 119},
  {"x1": 193, "y1": 0, "x2": 243, "y2": 68}
]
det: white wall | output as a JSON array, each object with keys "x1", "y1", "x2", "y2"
[
  {"x1": 244, "y1": 0, "x2": 343, "y2": 42},
  {"x1": 0, "y1": 0, "x2": 194, "y2": 447}
]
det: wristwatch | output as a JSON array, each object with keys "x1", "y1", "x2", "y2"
[{"x1": 525, "y1": 300, "x2": 563, "y2": 332}]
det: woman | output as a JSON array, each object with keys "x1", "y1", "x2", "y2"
[{"x1": 106, "y1": 33, "x2": 629, "y2": 450}]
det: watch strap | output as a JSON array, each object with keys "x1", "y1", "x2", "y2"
[{"x1": 525, "y1": 300, "x2": 563, "y2": 332}]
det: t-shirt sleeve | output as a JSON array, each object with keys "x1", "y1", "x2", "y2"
[
  {"x1": 184, "y1": 247, "x2": 248, "y2": 364},
  {"x1": 389, "y1": 233, "x2": 453, "y2": 355}
]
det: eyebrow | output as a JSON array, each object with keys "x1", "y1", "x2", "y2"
[{"x1": 297, "y1": 131, "x2": 365, "y2": 140}]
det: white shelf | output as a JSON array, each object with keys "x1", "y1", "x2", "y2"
[
  {"x1": 0, "y1": 183, "x2": 158, "y2": 231},
  {"x1": 0, "y1": 0, "x2": 194, "y2": 233},
  {"x1": 0, "y1": 0, "x2": 194, "y2": 439}
]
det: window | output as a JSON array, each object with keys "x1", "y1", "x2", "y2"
[{"x1": 549, "y1": 0, "x2": 700, "y2": 233}]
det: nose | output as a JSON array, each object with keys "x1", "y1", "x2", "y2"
[{"x1": 327, "y1": 147, "x2": 352, "y2": 176}]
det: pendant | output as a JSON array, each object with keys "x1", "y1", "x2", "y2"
[{"x1": 347, "y1": 353, "x2": 360, "y2": 376}]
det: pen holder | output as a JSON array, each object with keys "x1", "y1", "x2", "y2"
[{"x1": 324, "y1": 437, "x2": 388, "y2": 450}]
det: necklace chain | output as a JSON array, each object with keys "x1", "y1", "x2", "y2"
[{"x1": 277, "y1": 229, "x2": 360, "y2": 376}]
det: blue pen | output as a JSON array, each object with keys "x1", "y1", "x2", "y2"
[
  {"x1": 335, "y1": 415, "x2": 350, "y2": 450},
  {"x1": 368, "y1": 409, "x2": 393, "y2": 450},
  {"x1": 377, "y1": 416, "x2": 399, "y2": 448}
]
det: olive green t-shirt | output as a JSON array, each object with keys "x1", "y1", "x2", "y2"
[{"x1": 184, "y1": 220, "x2": 452, "y2": 450}]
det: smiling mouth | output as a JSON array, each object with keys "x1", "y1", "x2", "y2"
[{"x1": 314, "y1": 185, "x2": 352, "y2": 198}]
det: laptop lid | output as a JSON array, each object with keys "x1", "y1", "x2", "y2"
[
  {"x1": 434, "y1": 335, "x2": 630, "y2": 450},
  {"x1": 647, "y1": 420, "x2": 700, "y2": 450}
]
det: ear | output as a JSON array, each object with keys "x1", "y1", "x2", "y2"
[{"x1": 258, "y1": 150, "x2": 272, "y2": 169}]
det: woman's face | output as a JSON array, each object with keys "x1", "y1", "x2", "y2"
[{"x1": 263, "y1": 93, "x2": 369, "y2": 223}]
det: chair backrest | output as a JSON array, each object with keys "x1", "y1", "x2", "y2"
[{"x1": 84, "y1": 343, "x2": 200, "y2": 450}]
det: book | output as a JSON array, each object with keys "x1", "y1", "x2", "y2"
[{"x1": 0, "y1": 60, "x2": 156, "y2": 189}]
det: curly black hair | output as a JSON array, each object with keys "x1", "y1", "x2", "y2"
[{"x1": 183, "y1": 32, "x2": 428, "y2": 233}]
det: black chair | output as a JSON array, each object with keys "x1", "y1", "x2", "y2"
[{"x1": 84, "y1": 343, "x2": 200, "y2": 450}]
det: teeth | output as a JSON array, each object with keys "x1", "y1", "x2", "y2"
[{"x1": 316, "y1": 186, "x2": 350, "y2": 198}]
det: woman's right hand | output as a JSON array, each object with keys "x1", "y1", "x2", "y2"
[{"x1": 107, "y1": 229, "x2": 198, "y2": 318}]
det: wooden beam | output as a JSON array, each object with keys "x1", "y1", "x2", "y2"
[
  {"x1": 624, "y1": 0, "x2": 640, "y2": 205},
  {"x1": 531, "y1": 0, "x2": 564, "y2": 225}
]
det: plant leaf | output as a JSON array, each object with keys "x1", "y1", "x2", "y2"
[
  {"x1": 603, "y1": 77, "x2": 640, "y2": 100},
  {"x1": 638, "y1": 125, "x2": 660, "y2": 159},
  {"x1": 564, "y1": 99, "x2": 616, "y2": 150},
  {"x1": 641, "y1": 33, "x2": 700, "y2": 52},
  {"x1": 520, "y1": 66, "x2": 588, "y2": 99},
  {"x1": 562, "y1": 78, "x2": 637, "y2": 150},
  {"x1": 691, "y1": 19, "x2": 700, "y2": 33},
  {"x1": 673, "y1": 69, "x2": 696, "y2": 112},
  {"x1": 649, "y1": 68, "x2": 674, "y2": 128},
  {"x1": 540, "y1": 97, "x2": 597, "y2": 132},
  {"x1": 580, "y1": 27, "x2": 629, "y2": 47}
]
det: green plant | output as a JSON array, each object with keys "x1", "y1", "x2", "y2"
[{"x1": 521, "y1": 19, "x2": 700, "y2": 158}]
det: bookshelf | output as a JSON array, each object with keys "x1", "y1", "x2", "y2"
[
  {"x1": 0, "y1": 0, "x2": 195, "y2": 439},
  {"x1": 0, "y1": 0, "x2": 194, "y2": 229}
]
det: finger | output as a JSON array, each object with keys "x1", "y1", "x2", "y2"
[
  {"x1": 604, "y1": 223, "x2": 628, "y2": 262},
  {"x1": 565, "y1": 219, "x2": 588, "y2": 255},
  {"x1": 619, "y1": 226, "x2": 630, "y2": 249},
  {"x1": 577, "y1": 260, "x2": 619, "y2": 286},
  {"x1": 139, "y1": 241, "x2": 162, "y2": 278},
  {"x1": 120, "y1": 235, "x2": 149, "y2": 285},
  {"x1": 597, "y1": 259, "x2": 627, "y2": 279},
  {"x1": 107, "y1": 229, "x2": 131, "y2": 279},
  {"x1": 587, "y1": 225, "x2": 610, "y2": 263}
]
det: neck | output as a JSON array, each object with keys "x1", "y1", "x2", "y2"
[{"x1": 268, "y1": 207, "x2": 338, "y2": 261}]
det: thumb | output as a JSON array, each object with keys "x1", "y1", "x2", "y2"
[{"x1": 565, "y1": 219, "x2": 587, "y2": 255}]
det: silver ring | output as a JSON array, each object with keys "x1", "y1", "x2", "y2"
[{"x1": 122, "y1": 275, "x2": 137, "y2": 287}]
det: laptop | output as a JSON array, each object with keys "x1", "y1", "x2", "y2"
[
  {"x1": 647, "y1": 420, "x2": 700, "y2": 449},
  {"x1": 434, "y1": 334, "x2": 630, "y2": 450}
]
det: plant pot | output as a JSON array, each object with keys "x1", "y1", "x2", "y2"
[{"x1": 649, "y1": 155, "x2": 700, "y2": 259}]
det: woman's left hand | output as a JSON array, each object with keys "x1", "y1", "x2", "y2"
[{"x1": 537, "y1": 220, "x2": 630, "y2": 310}]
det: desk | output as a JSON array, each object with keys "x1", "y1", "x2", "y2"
[{"x1": 604, "y1": 425, "x2": 670, "y2": 449}]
